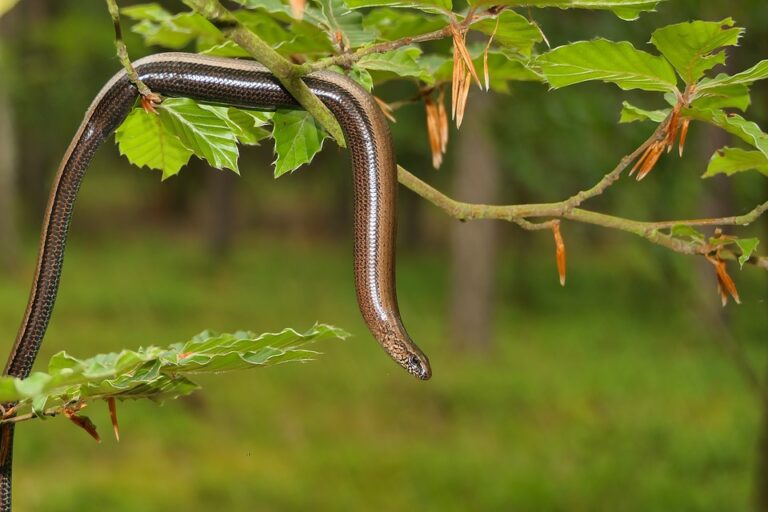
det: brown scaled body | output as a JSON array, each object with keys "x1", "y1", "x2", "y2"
[{"x1": 1, "y1": 53, "x2": 431, "y2": 512}]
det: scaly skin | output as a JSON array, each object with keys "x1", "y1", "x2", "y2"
[{"x1": 0, "y1": 53, "x2": 431, "y2": 512}]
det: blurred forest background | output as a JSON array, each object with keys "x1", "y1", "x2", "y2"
[{"x1": 0, "y1": 0, "x2": 767, "y2": 510}]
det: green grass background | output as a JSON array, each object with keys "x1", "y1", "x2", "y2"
[
  {"x1": 0, "y1": 202, "x2": 764, "y2": 510},
  {"x1": 1, "y1": 1, "x2": 767, "y2": 508}
]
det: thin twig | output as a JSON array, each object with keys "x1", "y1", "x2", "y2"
[
  {"x1": 105, "y1": 0, "x2": 158, "y2": 101},
  {"x1": 396, "y1": 164, "x2": 767, "y2": 266},
  {"x1": 0, "y1": 409, "x2": 60, "y2": 424},
  {"x1": 560, "y1": 113, "x2": 672, "y2": 212},
  {"x1": 307, "y1": 10, "x2": 495, "y2": 71},
  {"x1": 396, "y1": 95, "x2": 767, "y2": 268}
]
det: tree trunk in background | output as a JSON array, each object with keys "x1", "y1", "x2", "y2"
[
  {"x1": 695, "y1": 126, "x2": 734, "y2": 316},
  {"x1": 0, "y1": 9, "x2": 20, "y2": 274},
  {"x1": 17, "y1": 0, "x2": 51, "y2": 221},
  {"x1": 0, "y1": 79, "x2": 19, "y2": 273},
  {"x1": 449, "y1": 94, "x2": 499, "y2": 350},
  {"x1": 205, "y1": 169, "x2": 237, "y2": 260}
]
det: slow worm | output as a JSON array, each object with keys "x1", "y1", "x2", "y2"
[{"x1": 0, "y1": 52, "x2": 431, "y2": 511}]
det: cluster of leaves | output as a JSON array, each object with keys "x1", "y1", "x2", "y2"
[
  {"x1": 117, "y1": 3, "x2": 768, "y2": 181},
  {"x1": 108, "y1": 0, "x2": 768, "y2": 302},
  {"x1": 116, "y1": 98, "x2": 273, "y2": 179},
  {"x1": 116, "y1": 0, "x2": 664, "y2": 176},
  {"x1": 0, "y1": 324, "x2": 347, "y2": 437},
  {"x1": 115, "y1": 3, "x2": 767, "y2": 269},
  {"x1": 580, "y1": 18, "x2": 768, "y2": 181},
  {"x1": 531, "y1": 18, "x2": 767, "y2": 288}
]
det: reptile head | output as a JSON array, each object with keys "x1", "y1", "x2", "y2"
[
  {"x1": 378, "y1": 326, "x2": 432, "y2": 380},
  {"x1": 403, "y1": 351, "x2": 432, "y2": 380},
  {"x1": 388, "y1": 338, "x2": 431, "y2": 380}
]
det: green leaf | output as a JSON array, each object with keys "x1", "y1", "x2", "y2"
[
  {"x1": 691, "y1": 83, "x2": 751, "y2": 112},
  {"x1": 159, "y1": 98, "x2": 241, "y2": 173},
  {"x1": 619, "y1": 101, "x2": 669, "y2": 123},
  {"x1": 704, "y1": 147, "x2": 768, "y2": 178},
  {"x1": 670, "y1": 225, "x2": 706, "y2": 243},
  {"x1": 0, "y1": 325, "x2": 348, "y2": 410},
  {"x1": 467, "y1": 0, "x2": 663, "y2": 21},
  {"x1": 698, "y1": 59, "x2": 768, "y2": 91},
  {"x1": 357, "y1": 47, "x2": 434, "y2": 84},
  {"x1": 115, "y1": 108, "x2": 194, "y2": 180},
  {"x1": 231, "y1": 0, "x2": 295, "y2": 16},
  {"x1": 688, "y1": 108, "x2": 768, "y2": 159},
  {"x1": 199, "y1": 41, "x2": 251, "y2": 58},
  {"x1": 348, "y1": 66, "x2": 374, "y2": 91},
  {"x1": 233, "y1": 10, "x2": 334, "y2": 55},
  {"x1": 471, "y1": 11, "x2": 543, "y2": 57},
  {"x1": 225, "y1": 108, "x2": 273, "y2": 146},
  {"x1": 232, "y1": 10, "x2": 291, "y2": 47},
  {"x1": 233, "y1": 0, "x2": 329, "y2": 29},
  {"x1": 195, "y1": 105, "x2": 272, "y2": 147},
  {"x1": 317, "y1": 0, "x2": 380, "y2": 48},
  {"x1": 362, "y1": 8, "x2": 445, "y2": 41},
  {"x1": 345, "y1": 0, "x2": 452, "y2": 15},
  {"x1": 650, "y1": 18, "x2": 743, "y2": 84},
  {"x1": 121, "y1": 3, "x2": 174, "y2": 21},
  {"x1": 129, "y1": 12, "x2": 219, "y2": 50},
  {"x1": 272, "y1": 110, "x2": 327, "y2": 177},
  {"x1": 131, "y1": 19, "x2": 196, "y2": 49},
  {"x1": 484, "y1": 51, "x2": 544, "y2": 91},
  {"x1": 537, "y1": 39, "x2": 678, "y2": 92},
  {"x1": 14, "y1": 373, "x2": 52, "y2": 399},
  {"x1": 0, "y1": 0, "x2": 21, "y2": 17},
  {"x1": 736, "y1": 238, "x2": 760, "y2": 268}
]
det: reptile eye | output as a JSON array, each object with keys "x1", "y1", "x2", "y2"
[{"x1": 408, "y1": 355, "x2": 421, "y2": 368}]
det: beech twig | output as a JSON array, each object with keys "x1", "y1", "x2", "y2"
[
  {"x1": 105, "y1": 0, "x2": 159, "y2": 103},
  {"x1": 396, "y1": 108, "x2": 768, "y2": 269}
]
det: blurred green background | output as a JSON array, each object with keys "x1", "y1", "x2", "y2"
[{"x1": 0, "y1": 1, "x2": 767, "y2": 511}]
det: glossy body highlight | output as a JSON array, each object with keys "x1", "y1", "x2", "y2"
[{"x1": 0, "y1": 53, "x2": 431, "y2": 512}]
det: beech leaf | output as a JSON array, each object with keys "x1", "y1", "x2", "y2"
[
  {"x1": 650, "y1": 18, "x2": 743, "y2": 84},
  {"x1": 619, "y1": 101, "x2": 669, "y2": 123},
  {"x1": 272, "y1": 110, "x2": 327, "y2": 177},
  {"x1": 115, "y1": 108, "x2": 194, "y2": 180},
  {"x1": 159, "y1": 98, "x2": 241, "y2": 173},
  {"x1": 0, "y1": 325, "x2": 348, "y2": 419},
  {"x1": 471, "y1": 11, "x2": 542, "y2": 57},
  {"x1": 467, "y1": 0, "x2": 664, "y2": 21},
  {"x1": 704, "y1": 147, "x2": 768, "y2": 178},
  {"x1": 357, "y1": 47, "x2": 434, "y2": 84},
  {"x1": 736, "y1": 239, "x2": 760, "y2": 269},
  {"x1": 537, "y1": 39, "x2": 678, "y2": 92}
]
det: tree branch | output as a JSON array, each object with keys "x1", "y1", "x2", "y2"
[
  {"x1": 560, "y1": 111, "x2": 672, "y2": 211},
  {"x1": 310, "y1": 25, "x2": 454, "y2": 71},
  {"x1": 181, "y1": 0, "x2": 346, "y2": 146},
  {"x1": 105, "y1": 0, "x2": 157, "y2": 100},
  {"x1": 396, "y1": 164, "x2": 767, "y2": 265},
  {"x1": 397, "y1": 99, "x2": 765, "y2": 267},
  {"x1": 307, "y1": 10, "x2": 496, "y2": 71}
]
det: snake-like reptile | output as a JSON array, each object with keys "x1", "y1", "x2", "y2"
[{"x1": 0, "y1": 52, "x2": 432, "y2": 510}]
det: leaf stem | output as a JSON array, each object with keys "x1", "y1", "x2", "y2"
[{"x1": 105, "y1": 0, "x2": 157, "y2": 100}]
